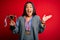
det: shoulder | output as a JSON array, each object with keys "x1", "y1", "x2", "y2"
[
  {"x1": 33, "y1": 15, "x2": 40, "y2": 19},
  {"x1": 17, "y1": 16, "x2": 24, "y2": 20}
]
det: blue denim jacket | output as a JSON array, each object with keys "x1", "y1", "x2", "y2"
[{"x1": 12, "y1": 15, "x2": 45, "y2": 40}]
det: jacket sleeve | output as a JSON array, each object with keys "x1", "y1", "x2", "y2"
[
  {"x1": 10, "y1": 18, "x2": 20, "y2": 34},
  {"x1": 37, "y1": 16, "x2": 45, "y2": 33},
  {"x1": 13, "y1": 19, "x2": 20, "y2": 34}
]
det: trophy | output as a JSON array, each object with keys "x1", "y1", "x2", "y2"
[{"x1": 4, "y1": 15, "x2": 17, "y2": 27}]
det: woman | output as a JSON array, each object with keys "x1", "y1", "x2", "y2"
[{"x1": 10, "y1": 2, "x2": 52, "y2": 40}]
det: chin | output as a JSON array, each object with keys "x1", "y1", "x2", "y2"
[{"x1": 27, "y1": 15, "x2": 32, "y2": 17}]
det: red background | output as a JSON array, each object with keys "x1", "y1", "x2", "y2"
[{"x1": 0, "y1": 0, "x2": 60, "y2": 40}]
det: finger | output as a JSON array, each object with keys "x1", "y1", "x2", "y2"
[
  {"x1": 45, "y1": 15, "x2": 52, "y2": 21},
  {"x1": 42, "y1": 14, "x2": 46, "y2": 20},
  {"x1": 47, "y1": 15, "x2": 52, "y2": 19},
  {"x1": 43, "y1": 15, "x2": 46, "y2": 18}
]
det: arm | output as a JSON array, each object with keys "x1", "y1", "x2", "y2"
[
  {"x1": 38, "y1": 14, "x2": 52, "y2": 33},
  {"x1": 37, "y1": 16, "x2": 45, "y2": 33},
  {"x1": 10, "y1": 18, "x2": 20, "y2": 34}
]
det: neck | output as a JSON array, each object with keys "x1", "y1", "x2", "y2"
[
  {"x1": 26, "y1": 16, "x2": 32, "y2": 18},
  {"x1": 25, "y1": 16, "x2": 32, "y2": 22}
]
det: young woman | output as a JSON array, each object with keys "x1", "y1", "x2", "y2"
[{"x1": 10, "y1": 2, "x2": 52, "y2": 40}]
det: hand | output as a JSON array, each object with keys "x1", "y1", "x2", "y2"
[
  {"x1": 9, "y1": 20, "x2": 15, "y2": 26},
  {"x1": 42, "y1": 15, "x2": 52, "y2": 23}
]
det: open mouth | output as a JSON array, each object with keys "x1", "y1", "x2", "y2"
[{"x1": 28, "y1": 11, "x2": 31, "y2": 13}]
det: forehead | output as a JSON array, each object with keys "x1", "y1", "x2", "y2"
[{"x1": 26, "y1": 3, "x2": 33, "y2": 7}]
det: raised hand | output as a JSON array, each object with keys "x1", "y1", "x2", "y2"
[
  {"x1": 42, "y1": 15, "x2": 52, "y2": 23},
  {"x1": 9, "y1": 20, "x2": 16, "y2": 26}
]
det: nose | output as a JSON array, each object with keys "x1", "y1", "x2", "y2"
[
  {"x1": 28, "y1": 8, "x2": 30, "y2": 10},
  {"x1": 27, "y1": 8, "x2": 30, "y2": 11}
]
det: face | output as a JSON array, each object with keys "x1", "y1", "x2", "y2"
[{"x1": 26, "y1": 3, "x2": 33, "y2": 17}]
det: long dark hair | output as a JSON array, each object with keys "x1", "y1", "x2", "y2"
[{"x1": 22, "y1": 2, "x2": 36, "y2": 16}]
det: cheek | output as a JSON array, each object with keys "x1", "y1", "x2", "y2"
[
  {"x1": 31, "y1": 8, "x2": 33, "y2": 12},
  {"x1": 26, "y1": 8, "x2": 28, "y2": 12}
]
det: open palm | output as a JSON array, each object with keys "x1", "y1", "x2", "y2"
[{"x1": 42, "y1": 15, "x2": 52, "y2": 22}]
